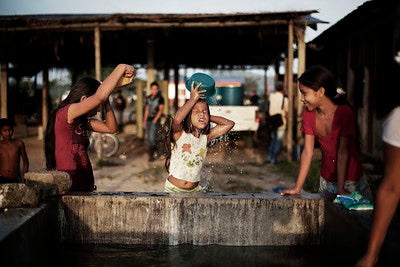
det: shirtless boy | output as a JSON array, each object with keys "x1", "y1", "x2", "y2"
[{"x1": 0, "y1": 118, "x2": 29, "y2": 183}]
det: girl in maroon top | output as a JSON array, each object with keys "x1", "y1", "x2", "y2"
[
  {"x1": 45, "y1": 64, "x2": 136, "y2": 191},
  {"x1": 280, "y1": 65, "x2": 372, "y2": 199}
]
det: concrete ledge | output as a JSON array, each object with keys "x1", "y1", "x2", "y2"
[
  {"x1": 60, "y1": 192, "x2": 325, "y2": 246},
  {"x1": 25, "y1": 171, "x2": 72, "y2": 200},
  {"x1": 0, "y1": 171, "x2": 71, "y2": 209},
  {"x1": 0, "y1": 183, "x2": 39, "y2": 209}
]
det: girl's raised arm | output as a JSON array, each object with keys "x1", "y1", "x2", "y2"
[
  {"x1": 207, "y1": 115, "x2": 234, "y2": 142},
  {"x1": 69, "y1": 64, "x2": 135, "y2": 121}
]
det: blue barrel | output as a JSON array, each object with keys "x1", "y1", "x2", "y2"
[{"x1": 218, "y1": 86, "x2": 244, "y2": 106}]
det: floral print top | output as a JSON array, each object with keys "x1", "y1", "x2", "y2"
[{"x1": 169, "y1": 131, "x2": 207, "y2": 182}]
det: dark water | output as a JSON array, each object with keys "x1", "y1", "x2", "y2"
[{"x1": 55, "y1": 243, "x2": 361, "y2": 267}]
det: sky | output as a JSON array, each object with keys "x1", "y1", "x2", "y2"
[{"x1": 0, "y1": 0, "x2": 370, "y2": 42}]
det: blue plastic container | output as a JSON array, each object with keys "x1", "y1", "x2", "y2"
[{"x1": 185, "y1": 73, "x2": 216, "y2": 97}]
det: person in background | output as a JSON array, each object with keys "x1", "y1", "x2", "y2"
[
  {"x1": 266, "y1": 81, "x2": 288, "y2": 164},
  {"x1": 112, "y1": 89, "x2": 127, "y2": 133},
  {"x1": 279, "y1": 65, "x2": 372, "y2": 200},
  {"x1": 0, "y1": 118, "x2": 29, "y2": 183},
  {"x1": 45, "y1": 64, "x2": 136, "y2": 191},
  {"x1": 164, "y1": 80, "x2": 235, "y2": 193},
  {"x1": 355, "y1": 105, "x2": 400, "y2": 267},
  {"x1": 143, "y1": 81, "x2": 165, "y2": 162},
  {"x1": 249, "y1": 89, "x2": 260, "y2": 106}
]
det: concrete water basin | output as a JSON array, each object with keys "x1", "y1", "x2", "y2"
[{"x1": 1, "y1": 192, "x2": 397, "y2": 266}]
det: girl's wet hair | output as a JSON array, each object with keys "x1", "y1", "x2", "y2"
[
  {"x1": 164, "y1": 99, "x2": 211, "y2": 172},
  {"x1": 298, "y1": 65, "x2": 348, "y2": 105},
  {"x1": 44, "y1": 77, "x2": 101, "y2": 170}
]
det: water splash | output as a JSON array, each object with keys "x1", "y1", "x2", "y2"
[
  {"x1": 203, "y1": 132, "x2": 242, "y2": 193},
  {"x1": 202, "y1": 163, "x2": 215, "y2": 193}
]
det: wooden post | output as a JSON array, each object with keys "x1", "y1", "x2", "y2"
[
  {"x1": 295, "y1": 25, "x2": 306, "y2": 159},
  {"x1": 94, "y1": 26, "x2": 103, "y2": 159},
  {"x1": 40, "y1": 68, "x2": 49, "y2": 140},
  {"x1": 173, "y1": 65, "x2": 179, "y2": 112},
  {"x1": 146, "y1": 37, "x2": 155, "y2": 94},
  {"x1": 94, "y1": 27, "x2": 101, "y2": 81},
  {"x1": 159, "y1": 80, "x2": 169, "y2": 116},
  {"x1": 0, "y1": 63, "x2": 8, "y2": 118},
  {"x1": 135, "y1": 80, "x2": 145, "y2": 138},
  {"x1": 286, "y1": 20, "x2": 294, "y2": 162}
]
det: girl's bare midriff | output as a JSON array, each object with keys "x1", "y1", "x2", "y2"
[{"x1": 168, "y1": 175, "x2": 199, "y2": 190}]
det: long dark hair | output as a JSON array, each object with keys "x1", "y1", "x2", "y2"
[
  {"x1": 164, "y1": 99, "x2": 211, "y2": 172},
  {"x1": 298, "y1": 65, "x2": 348, "y2": 105},
  {"x1": 45, "y1": 77, "x2": 100, "y2": 170},
  {"x1": 298, "y1": 65, "x2": 362, "y2": 150}
]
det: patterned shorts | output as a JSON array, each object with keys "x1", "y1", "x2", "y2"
[{"x1": 164, "y1": 178, "x2": 203, "y2": 193}]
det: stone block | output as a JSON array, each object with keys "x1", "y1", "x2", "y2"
[
  {"x1": 25, "y1": 171, "x2": 72, "y2": 199},
  {"x1": 0, "y1": 183, "x2": 39, "y2": 208}
]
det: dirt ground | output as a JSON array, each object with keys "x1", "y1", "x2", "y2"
[{"x1": 23, "y1": 127, "x2": 297, "y2": 194}]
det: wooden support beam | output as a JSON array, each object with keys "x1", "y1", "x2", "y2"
[{"x1": 0, "y1": 63, "x2": 7, "y2": 118}]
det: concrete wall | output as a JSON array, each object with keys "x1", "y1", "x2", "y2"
[
  {"x1": 6, "y1": 193, "x2": 400, "y2": 266},
  {"x1": 0, "y1": 200, "x2": 61, "y2": 266},
  {"x1": 60, "y1": 192, "x2": 325, "y2": 246}
]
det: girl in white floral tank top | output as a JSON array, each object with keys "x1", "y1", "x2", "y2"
[{"x1": 164, "y1": 78, "x2": 235, "y2": 193}]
